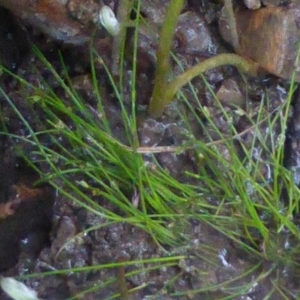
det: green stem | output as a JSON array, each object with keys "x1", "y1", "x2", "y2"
[
  {"x1": 111, "y1": 0, "x2": 134, "y2": 76},
  {"x1": 148, "y1": 0, "x2": 259, "y2": 117},
  {"x1": 224, "y1": 0, "x2": 240, "y2": 53},
  {"x1": 149, "y1": 0, "x2": 185, "y2": 113},
  {"x1": 148, "y1": 53, "x2": 259, "y2": 118}
]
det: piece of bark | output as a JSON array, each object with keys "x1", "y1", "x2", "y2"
[{"x1": 220, "y1": 4, "x2": 300, "y2": 81}]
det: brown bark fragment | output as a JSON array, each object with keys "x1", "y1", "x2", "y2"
[
  {"x1": 235, "y1": 6, "x2": 300, "y2": 81},
  {"x1": 0, "y1": 0, "x2": 94, "y2": 44}
]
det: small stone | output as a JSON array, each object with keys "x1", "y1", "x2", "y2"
[{"x1": 216, "y1": 79, "x2": 244, "y2": 107}]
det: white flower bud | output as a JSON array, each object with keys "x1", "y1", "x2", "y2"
[{"x1": 99, "y1": 5, "x2": 120, "y2": 36}]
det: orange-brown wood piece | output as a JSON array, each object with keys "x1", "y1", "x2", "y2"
[
  {"x1": 235, "y1": 6, "x2": 300, "y2": 81},
  {"x1": 0, "y1": 0, "x2": 90, "y2": 44}
]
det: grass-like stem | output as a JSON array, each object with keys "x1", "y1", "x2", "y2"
[
  {"x1": 149, "y1": 53, "x2": 258, "y2": 117},
  {"x1": 111, "y1": 0, "x2": 134, "y2": 76},
  {"x1": 148, "y1": 0, "x2": 258, "y2": 117},
  {"x1": 149, "y1": 0, "x2": 185, "y2": 115}
]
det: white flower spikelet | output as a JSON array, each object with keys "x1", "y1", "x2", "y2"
[
  {"x1": 0, "y1": 277, "x2": 39, "y2": 300},
  {"x1": 99, "y1": 5, "x2": 120, "y2": 36}
]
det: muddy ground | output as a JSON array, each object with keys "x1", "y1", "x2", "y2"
[{"x1": 0, "y1": 1, "x2": 300, "y2": 299}]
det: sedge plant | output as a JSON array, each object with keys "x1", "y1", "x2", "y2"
[
  {"x1": 2, "y1": 47, "x2": 300, "y2": 299},
  {"x1": 1, "y1": 0, "x2": 300, "y2": 298}
]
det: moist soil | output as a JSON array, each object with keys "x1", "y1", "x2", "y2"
[{"x1": 0, "y1": 1, "x2": 299, "y2": 299}]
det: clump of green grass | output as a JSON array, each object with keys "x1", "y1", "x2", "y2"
[
  {"x1": 1, "y1": 0, "x2": 300, "y2": 298},
  {"x1": 0, "y1": 48, "x2": 196, "y2": 297},
  {"x1": 2, "y1": 48, "x2": 300, "y2": 298}
]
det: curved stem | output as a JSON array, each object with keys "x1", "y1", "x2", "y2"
[
  {"x1": 148, "y1": 53, "x2": 259, "y2": 117},
  {"x1": 148, "y1": 0, "x2": 259, "y2": 118}
]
